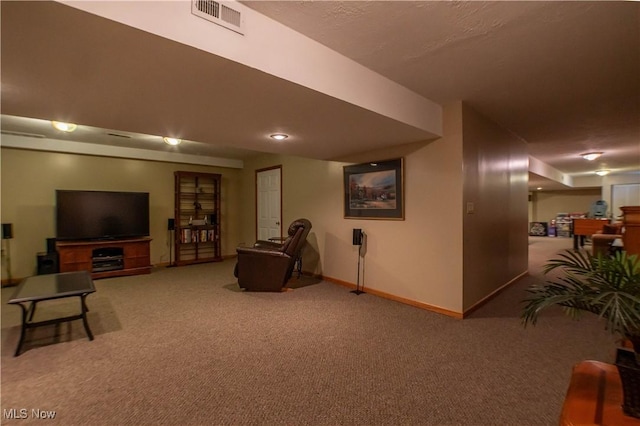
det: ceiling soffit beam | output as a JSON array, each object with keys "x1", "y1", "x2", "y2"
[
  {"x1": 0, "y1": 134, "x2": 244, "y2": 169},
  {"x1": 58, "y1": 0, "x2": 441, "y2": 137},
  {"x1": 529, "y1": 156, "x2": 573, "y2": 187}
]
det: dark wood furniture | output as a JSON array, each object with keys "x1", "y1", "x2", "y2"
[
  {"x1": 235, "y1": 219, "x2": 311, "y2": 292},
  {"x1": 269, "y1": 236, "x2": 303, "y2": 278},
  {"x1": 572, "y1": 218, "x2": 608, "y2": 250},
  {"x1": 56, "y1": 238, "x2": 151, "y2": 279},
  {"x1": 8, "y1": 271, "x2": 96, "y2": 356},
  {"x1": 174, "y1": 171, "x2": 222, "y2": 266},
  {"x1": 621, "y1": 206, "x2": 640, "y2": 256},
  {"x1": 560, "y1": 360, "x2": 640, "y2": 425}
]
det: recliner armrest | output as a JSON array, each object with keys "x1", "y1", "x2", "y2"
[
  {"x1": 253, "y1": 240, "x2": 284, "y2": 250},
  {"x1": 236, "y1": 246, "x2": 290, "y2": 258}
]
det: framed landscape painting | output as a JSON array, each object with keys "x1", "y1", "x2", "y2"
[{"x1": 343, "y1": 158, "x2": 404, "y2": 220}]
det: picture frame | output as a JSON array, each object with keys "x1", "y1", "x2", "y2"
[{"x1": 343, "y1": 158, "x2": 404, "y2": 220}]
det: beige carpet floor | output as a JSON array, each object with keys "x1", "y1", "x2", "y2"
[{"x1": 0, "y1": 236, "x2": 617, "y2": 425}]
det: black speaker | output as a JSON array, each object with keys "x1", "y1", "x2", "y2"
[
  {"x1": 352, "y1": 229, "x2": 363, "y2": 246},
  {"x1": 168, "y1": 218, "x2": 175, "y2": 231},
  {"x1": 46, "y1": 237, "x2": 57, "y2": 253},
  {"x1": 37, "y1": 252, "x2": 59, "y2": 275},
  {"x1": 209, "y1": 214, "x2": 217, "y2": 225},
  {"x1": 2, "y1": 223, "x2": 13, "y2": 239}
]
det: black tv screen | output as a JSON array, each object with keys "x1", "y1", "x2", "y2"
[{"x1": 56, "y1": 190, "x2": 150, "y2": 241}]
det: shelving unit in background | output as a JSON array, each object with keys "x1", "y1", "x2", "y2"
[
  {"x1": 555, "y1": 213, "x2": 573, "y2": 238},
  {"x1": 174, "y1": 171, "x2": 222, "y2": 266}
]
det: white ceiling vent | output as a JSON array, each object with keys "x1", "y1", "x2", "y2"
[{"x1": 192, "y1": 0, "x2": 244, "y2": 35}]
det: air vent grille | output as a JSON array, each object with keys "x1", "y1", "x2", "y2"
[
  {"x1": 196, "y1": 0, "x2": 219, "y2": 18},
  {"x1": 221, "y1": 4, "x2": 241, "y2": 27},
  {"x1": 192, "y1": 0, "x2": 244, "y2": 35},
  {"x1": 107, "y1": 132, "x2": 131, "y2": 139}
]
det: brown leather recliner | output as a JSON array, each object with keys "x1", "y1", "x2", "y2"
[{"x1": 234, "y1": 219, "x2": 312, "y2": 292}]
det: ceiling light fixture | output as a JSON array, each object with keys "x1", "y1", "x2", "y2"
[
  {"x1": 537, "y1": 187, "x2": 543, "y2": 190},
  {"x1": 51, "y1": 121, "x2": 77, "y2": 132},
  {"x1": 163, "y1": 137, "x2": 181, "y2": 146},
  {"x1": 595, "y1": 169, "x2": 610, "y2": 176},
  {"x1": 270, "y1": 133, "x2": 288, "y2": 141},
  {"x1": 581, "y1": 152, "x2": 603, "y2": 161}
]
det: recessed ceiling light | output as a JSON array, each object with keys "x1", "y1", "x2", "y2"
[
  {"x1": 270, "y1": 133, "x2": 288, "y2": 141},
  {"x1": 537, "y1": 187, "x2": 543, "y2": 190},
  {"x1": 581, "y1": 152, "x2": 603, "y2": 161},
  {"x1": 163, "y1": 137, "x2": 181, "y2": 146},
  {"x1": 595, "y1": 169, "x2": 610, "y2": 176},
  {"x1": 51, "y1": 121, "x2": 77, "y2": 132}
]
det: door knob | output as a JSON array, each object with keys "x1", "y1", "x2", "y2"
[{"x1": 276, "y1": 221, "x2": 280, "y2": 226}]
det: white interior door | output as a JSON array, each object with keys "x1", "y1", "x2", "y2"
[{"x1": 256, "y1": 167, "x2": 282, "y2": 241}]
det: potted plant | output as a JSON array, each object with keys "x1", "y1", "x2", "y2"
[{"x1": 521, "y1": 249, "x2": 640, "y2": 418}]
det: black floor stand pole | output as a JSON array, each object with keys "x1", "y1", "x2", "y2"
[
  {"x1": 351, "y1": 249, "x2": 364, "y2": 295},
  {"x1": 167, "y1": 230, "x2": 177, "y2": 268}
]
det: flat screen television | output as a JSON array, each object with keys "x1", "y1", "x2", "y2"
[{"x1": 56, "y1": 190, "x2": 150, "y2": 241}]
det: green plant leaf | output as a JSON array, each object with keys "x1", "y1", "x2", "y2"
[{"x1": 521, "y1": 249, "x2": 640, "y2": 341}]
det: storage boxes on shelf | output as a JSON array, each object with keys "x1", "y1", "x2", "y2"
[{"x1": 555, "y1": 213, "x2": 573, "y2": 238}]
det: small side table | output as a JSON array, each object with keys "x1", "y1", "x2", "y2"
[{"x1": 559, "y1": 360, "x2": 640, "y2": 425}]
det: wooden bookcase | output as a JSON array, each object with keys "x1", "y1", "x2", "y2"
[
  {"x1": 621, "y1": 206, "x2": 640, "y2": 256},
  {"x1": 174, "y1": 171, "x2": 222, "y2": 266}
]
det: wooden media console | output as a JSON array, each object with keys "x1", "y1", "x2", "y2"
[{"x1": 56, "y1": 238, "x2": 152, "y2": 279}]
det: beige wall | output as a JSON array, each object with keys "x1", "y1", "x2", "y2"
[
  {"x1": 2, "y1": 101, "x2": 529, "y2": 316},
  {"x1": 461, "y1": 104, "x2": 528, "y2": 311},
  {"x1": 531, "y1": 189, "x2": 602, "y2": 223},
  {"x1": 0, "y1": 148, "x2": 242, "y2": 279},
  {"x1": 529, "y1": 174, "x2": 640, "y2": 225},
  {"x1": 239, "y1": 102, "x2": 527, "y2": 315}
]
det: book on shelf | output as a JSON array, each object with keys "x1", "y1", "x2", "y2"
[{"x1": 180, "y1": 227, "x2": 217, "y2": 243}]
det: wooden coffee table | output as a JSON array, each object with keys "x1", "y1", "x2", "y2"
[
  {"x1": 572, "y1": 218, "x2": 608, "y2": 250},
  {"x1": 8, "y1": 271, "x2": 96, "y2": 356}
]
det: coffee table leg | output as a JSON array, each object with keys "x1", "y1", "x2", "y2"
[
  {"x1": 14, "y1": 304, "x2": 28, "y2": 357},
  {"x1": 80, "y1": 294, "x2": 94, "y2": 341},
  {"x1": 27, "y1": 301, "x2": 37, "y2": 322}
]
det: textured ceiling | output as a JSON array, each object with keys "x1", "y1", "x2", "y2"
[
  {"x1": 1, "y1": 1, "x2": 639, "y2": 190},
  {"x1": 242, "y1": 1, "x2": 640, "y2": 178}
]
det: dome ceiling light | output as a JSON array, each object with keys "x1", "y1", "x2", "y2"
[
  {"x1": 270, "y1": 133, "x2": 288, "y2": 141},
  {"x1": 581, "y1": 152, "x2": 603, "y2": 161}
]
